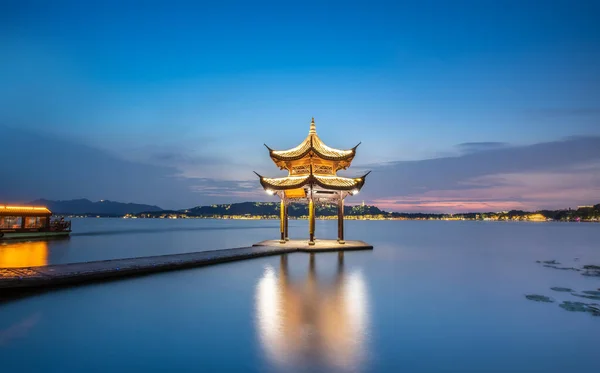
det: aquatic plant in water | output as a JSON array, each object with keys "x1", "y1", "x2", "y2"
[
  {"x1": 550, "y1": 287, "x2": 573, "y2": 292},
  {"x1": 536, "y1": 260, "x2": 560, "y2": 264},
  {"x1": 571, "y1": 292, "x2": 600, "y2": 301},
  {"x1": 559, "y1": 301, "x2": 600, "y2": 316},
  {"x1": 525, "y1": 294, "x2": 554, "y2": 303},
  {"x1": 536, "y1": 260, "x2": 600, "y2": 275},
  {"x1": 582, "y1": 265, "x2": 600, "y2": 277}
]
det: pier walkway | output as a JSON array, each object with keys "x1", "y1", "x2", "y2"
[{"x1": 0, "y1": 240, "x2": 372, "y2": 290}]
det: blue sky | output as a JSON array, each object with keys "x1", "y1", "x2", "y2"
[{"x1": 1, "y1": 0, "x2": 599, "y2": 211}]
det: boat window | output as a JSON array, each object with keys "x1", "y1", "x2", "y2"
[
  {"x1": 0, "y1": 216, "x2": 22, "y2": 229},
  {"x1": 24, "y1": 216, "x2": 46, "y2": 228}
]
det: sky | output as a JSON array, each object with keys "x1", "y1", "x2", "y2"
[{"x1": 1, "y1": 0, "x2": 599, "y2": 212}]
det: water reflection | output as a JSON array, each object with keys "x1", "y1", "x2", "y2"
[
  {"x1": 255, "y1": 253, "x2": 370, "y2": 371},
  {"x1": 0, "y1": 313, "x2": 42, "y2": 346},
  {"x1": 0, "y1": 241, "x2": 48, "y2": 268}
]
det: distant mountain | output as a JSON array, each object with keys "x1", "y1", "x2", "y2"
[{"x1": 30, "y1": 199, "x2": 163, "y2": 215}]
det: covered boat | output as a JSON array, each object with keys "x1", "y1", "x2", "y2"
[{"x1": 0, "y1": 205, "x2": 71, "y2": 240}]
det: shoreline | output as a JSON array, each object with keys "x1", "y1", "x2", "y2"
[{"x1": 55, "y1": 216, "x2": 599, "y2": 223}]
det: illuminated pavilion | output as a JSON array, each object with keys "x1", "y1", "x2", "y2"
[{"x1": 255, "y1": 118, "x2": 369, "y2": 245}]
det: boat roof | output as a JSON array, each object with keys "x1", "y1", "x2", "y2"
[{"x1": 0, "y1": 205, "x2": 52, "y2": 216}]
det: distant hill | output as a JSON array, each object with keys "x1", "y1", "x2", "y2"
[
  {"x1": 183, "y1": 202, "x2": 385, "y2": 217},
  {"x1": 23, "y1": 199, "x2": 600, "y2": 221},
  {"x1": 143, "y1": 202, "x2": 600, "y2": 222},
  {"x1": 30, "y1": 199, "x2": 163, "y2": 215}
]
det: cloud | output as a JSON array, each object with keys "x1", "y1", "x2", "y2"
[
  {"x1": 361, "y1": 136, "x2": 600, "y2": 212},
  {"x1": 189, "y1": 178, "x2": 266, "y2": 199},
  {"x1": 456, "y1": 142, "x2": 508, "y2": 154},
  {"x1": 0, "y1": 126, "x2": 261, "y2": 209},
  {"x1": 131, "y1": 147, "x2": 251, "y2": 179},
  {"x1": 524, "y1": 107, "x2": 600, "y2": 119}
]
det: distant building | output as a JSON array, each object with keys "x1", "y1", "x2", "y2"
[{"x1": 526, "y1": 213, "x2": 547, "y2": 222}]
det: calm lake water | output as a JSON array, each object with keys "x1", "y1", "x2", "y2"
[{"x1": 1, "y1": 219, "x2": 599, "y2": 372}]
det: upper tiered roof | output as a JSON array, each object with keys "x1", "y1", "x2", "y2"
[{"x1": 265, "y1": 118, "x2": 360, "y2": 167}]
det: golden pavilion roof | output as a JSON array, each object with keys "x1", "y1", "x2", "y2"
[
  {"x1": 265, "y1": 118, "x2": 359, "y2": 163},
  {"x1": 256, "y1": 117, "x2": 369, "y2": 197}
]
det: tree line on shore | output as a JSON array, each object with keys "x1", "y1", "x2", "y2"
[{"x1": 130, "y1": 202, "x2": 600, "y2": 221}]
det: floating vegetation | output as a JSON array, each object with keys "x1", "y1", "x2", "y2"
[
  {"x1": 525, "y1": 294, "x2": 554, "y2": 303},
  {"x1": 536, "y1": 260, "x2": 560, "y2": 264},
  {"x1": 550, "y1": 287, "x2": 573, "y2": 292},
  {"x1": 571, "y1": 293, "x2": 600, "y2": 301},
  {"x1": 530, "y1": 262, "x2": 600, "y2": 316},
  {"x1": 542, "y1": 264, "x2": 581, "y2": 271},
  {"x1": 559, "y1": 301, "x2": 600, "y2": 316},
  {"x1": 536, "y1": 260, "x2": 600, "y2": 275},
  {"x1": 582, "y1": 265, "x2": 600, "y2": 277}
]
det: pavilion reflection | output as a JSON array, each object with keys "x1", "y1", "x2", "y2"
[
  {"x1": 255, "y1": 253, "x2": 369, "y2": 370},
  {"x1": 0, "y1": 241, "x2": 48, "y2": 268}
]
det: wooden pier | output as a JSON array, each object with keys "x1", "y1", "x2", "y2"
[{"x1": 0, "y1": 240, "x2": 372, "y2": 290}]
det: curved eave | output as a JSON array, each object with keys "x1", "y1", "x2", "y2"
[
  {"x1": 313, "y1": 175, "x2": 365, "y2": 191},
  {"x1": 268, "y1": 148, "x2": 356, "y2": 162},
  {"x1": 266, "y1": 137, "x2": 359, "y2": 163},
  {"x1": 254, "y1": 171, "x2": 370, "y2": 192},
  {"x1": 255, "y1": 172, "x2": 310, "y2": 191}
]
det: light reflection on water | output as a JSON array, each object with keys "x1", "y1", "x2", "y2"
[
  {"x1": 0, "y1": 241, "x2": 48, "y2": 268},
  {"x1": 255, "y1": 253, "x2": 369, "y2": 371},
  {"x1": 0, "y1": 313, "x2": 42, "y2": 347}
]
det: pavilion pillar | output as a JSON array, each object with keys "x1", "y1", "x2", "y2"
[
  {"x1": 279, "y1": 199, "x2": 285, "y2": 243},
  {"x1": 337, "y1": 195, "x2": 345, "y2": 244},
  {"x1": 284, "y1": 203, "x2": 289, "y2": 241},
  {"x1": 308, "y1": 195, "x2": 315, "y2": 245}
]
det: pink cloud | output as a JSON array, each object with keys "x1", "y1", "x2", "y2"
[{"x1": 366, "y1": 169, "x2": 600, "y2": 213}]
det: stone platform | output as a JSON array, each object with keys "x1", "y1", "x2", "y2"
[
  {"x1": 0, "y1": 245, "x2": 294, "y2": 290},
  {"x1": 253, "y1": 239, "x2": 373, "y2": 252},
  {"x1": 0, "y1": 240, "x2": 372, "y2": 291}
]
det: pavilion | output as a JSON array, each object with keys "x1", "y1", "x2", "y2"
[{"x1": 255, "y1": 118, "x2": 369, "y2": 245}]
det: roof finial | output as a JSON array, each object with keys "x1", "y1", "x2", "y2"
[{"x1": 309, "y1": 117, "x2": 316, "y2": 134}]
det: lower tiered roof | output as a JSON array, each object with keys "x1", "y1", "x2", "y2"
[{"x1": 255, "y1": 172, "x2": 370, "y2": 192}]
